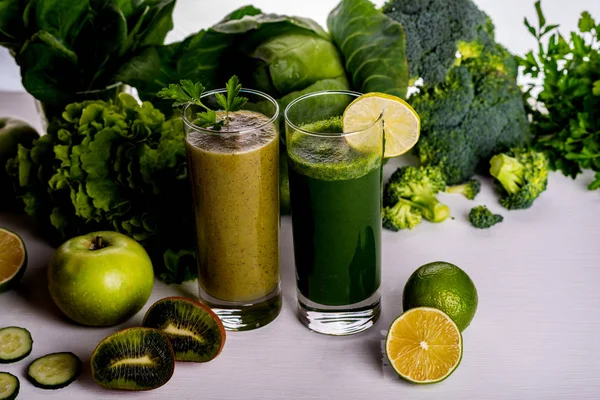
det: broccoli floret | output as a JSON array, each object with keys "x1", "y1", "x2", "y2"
[
  {"x1": 446, "y1": 178, "x2": 481, "y2": 200},
  {"x1": 382, "y1": 0, "x2": 487, "y2": 84},
  {"x1": 469, "y1": 205, "x2": 503, "y2": 228},
  {"x1": 383, "y1": 198, "x2": 423, "y2": 231},
  {"x1": 384, "y1": 165, "x2": 450, "y2": 223},
  {"x1": 489, "y1": 148, "x2": 549, "y2": 210},
  {"x1": 411, "y1": 27, "x2": 529, "y2": 184}
]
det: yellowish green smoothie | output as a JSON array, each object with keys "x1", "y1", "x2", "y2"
[{"x1": 186, "y1": 110, "x2": 279, "y2": 302}]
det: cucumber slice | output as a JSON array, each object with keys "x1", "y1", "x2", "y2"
[
  {"x1": 27, "y1": 352, "x2": 82, "y2": 390},
  {"x1": 0, "y1": 326, "x2": 33, "y2": 363},
  {"x1": 0, "y1": 372, "x2": 19, "y2": 400}
]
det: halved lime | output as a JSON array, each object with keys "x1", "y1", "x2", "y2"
[
  {"x1": 385, "y1": 307, "x2": 462, "y2": 384},
  {"x1": 342, "y1": 92, "x2": 420, "y2": 158},
  {"x1": 0, "y1": 228, "x2": 27, "y2": 293}
]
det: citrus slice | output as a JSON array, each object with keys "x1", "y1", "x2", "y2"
[
  {"x1": 342, "y1": 92, "x2": 420, "y2": 158},
  {"x1": 385, "y1": 307, "x2": 462, "y2": 384},
  {"x1": 0, "y1": 228, "x2": 27, "y2": 293}
]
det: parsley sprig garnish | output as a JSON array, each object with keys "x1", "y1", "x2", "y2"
[{"x1": 157, "y1": 76, "x2": 248, "y2": 131}]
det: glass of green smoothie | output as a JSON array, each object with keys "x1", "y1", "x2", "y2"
[
  {"x1": 182, "y1": 88, "x2": 281, "y2": 331},
  {"x1": 284, "y1": 91, "x2": 384, "y2": 335}
]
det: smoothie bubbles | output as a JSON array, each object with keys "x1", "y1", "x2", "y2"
[
  {"x1": 285, "y1": 91, "x2": 384, "y2": 335},
  {"x1": 182, "y1": 88, "x2": 281, "y2": 331}
]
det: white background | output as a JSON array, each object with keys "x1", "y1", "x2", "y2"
[{"x1": 2, "y1": 1, "x2": 600, "y2": 399}]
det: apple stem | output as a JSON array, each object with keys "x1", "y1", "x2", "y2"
[{"x1": 96, "y1": 235, "x2": 103, "y2": 250}]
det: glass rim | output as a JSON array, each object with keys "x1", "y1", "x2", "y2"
[
  {"x1": 75, "y1": 81, "x2": 123, "y2": 95},
  {"x1": 182, "y1": 88, "x2": 280, "y2": 134},
  {"x1": 284, "y1": 90, "x2": 383, "y2": 138}
]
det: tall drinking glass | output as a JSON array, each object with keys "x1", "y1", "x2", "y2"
[
  {"x1": 284, "y1": 91, "x2": 383, "y2": 335},
  {"x1": 183, "y1": 89, "x2": 281, "y2": 331}
]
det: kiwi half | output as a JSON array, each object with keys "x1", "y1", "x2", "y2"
[
  {"x1": 143, "y1": 297, "x2": 225, "y2": 363},
  {"x1": 91, "y1": 327, "x2": 174, "y2": 391}
]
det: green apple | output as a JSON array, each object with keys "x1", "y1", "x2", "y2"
[
  {"x1": 0, "y1": 117, "x2": 39, "y2": 158},
  {"x1": 0, "y1": 117, "x2": 39, "y2": 210},
  {"x1": 48, "y1": 231, "x2": 154, "y2": 327}
]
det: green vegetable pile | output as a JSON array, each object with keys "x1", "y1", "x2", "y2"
[
  {"x1": 1, "y1": 0, "x2": 409, "y2": 281},
  {"x1": 519, "y1": 2, "x2": 600, "y2": 190},
  {"x1": 381, "y1": 0, "x2": 553, "y2": 232},
  {"x1": 0, "y1": 0, "x2": 596, "y2": 272},
  {"x1": 6, "y1": 94, "x2": 195, "y2": 283}
]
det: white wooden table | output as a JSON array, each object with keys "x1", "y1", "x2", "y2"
[{"x1": 1, "y1": 91, "x2": 600, "y2": 399}]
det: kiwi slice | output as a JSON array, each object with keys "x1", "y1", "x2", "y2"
[
  {"x1": 143, "y1": 297, "x2": 225, "y2": 363},
  {"x1": 91, "y1": 327, "x2": 174, "y2": 391}
]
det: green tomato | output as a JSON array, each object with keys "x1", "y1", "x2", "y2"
[{"x1": 48, "y1": 231, "x2": 154, "y2": 327}]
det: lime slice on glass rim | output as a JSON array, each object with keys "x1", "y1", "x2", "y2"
[
  {"x1": 342, "y1": 92, "x2": 420, "y2": 158},
  {"x1": 0, "y1": 228, "x2": 27, "y2": 293},
  {"x1": 385, "y1": 307, "x2": 463, "y2": 384}
]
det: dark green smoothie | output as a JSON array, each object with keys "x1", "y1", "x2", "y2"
[{"x1": 287, "y1": 118, "x2": 382, "y2": 307}]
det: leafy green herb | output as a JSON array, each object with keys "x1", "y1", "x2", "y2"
[
  {"x1": 216, "y1": 76, "x2": 248, "y2": 123},
  {"x1": 157, "y1": 79, "x2": 221, "y2": 129},
  {"x1": 157, "y1": 80, "x2": 205, "y2": 108},
  {"x1": 518, "y1": 1, "x2": 600, "y2": 190},
  {"x1": 157, "y1": 76, "x2": 247, "y2": 130}
]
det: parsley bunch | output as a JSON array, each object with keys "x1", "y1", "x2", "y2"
[
  {"x1": 519, "y1": 1, "x2": 600, "y2": 190},
  {"x1": 157, "y1": 76, "x2": 248, "y2": 130}
]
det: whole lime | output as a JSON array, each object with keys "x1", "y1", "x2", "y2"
[
  {"x1": 48, "y1": 231, "x2": 154, "y2": 327},
  {"x1": 402, "y1": 261, "x2": 477, "y2": 331}
]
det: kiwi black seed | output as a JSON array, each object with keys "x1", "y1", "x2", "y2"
[
  {"x1": 143, "y1": 297, "x2": 226, "y2": 363},
  {"x1": 91, "y1": 327, "x2": 174, "y2": 391}
]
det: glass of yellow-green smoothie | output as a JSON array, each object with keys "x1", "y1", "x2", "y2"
[{"x1": 182, "y1": 89, "x2": 281, "y2": 331}]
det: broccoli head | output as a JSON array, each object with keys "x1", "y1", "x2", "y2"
[
  {"x1": 446, "y1": 178, "x2": 481, "y2": 200},
  {"x1": 469, "y1": 205, "x2": 503, "y2": 229},
  {"x1": 489, "y1": 148, "x2": 549, "y2": 210},
  {"x1": 384, "y1": 165, "x2": 450, "y2": 223},
  {"x1": 382, "y1": 198, "x2": 423, "y2": 231},
  {"x1": 382, "y1": 0, "x2": 487, "y2": 84},
  {"x1": 410, "y1": 24, "x2": 529, "y2": 184}
]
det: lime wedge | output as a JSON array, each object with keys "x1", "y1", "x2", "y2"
[
  {"x1": 342, "y1": 92, "x2": 420, "y2": 158},
  {"x1": 385, "y1": 307, "x2": 462, "y2": 384},
  {"x1": 0, "y1": 228, "x2": 27, "y2": 293}
]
